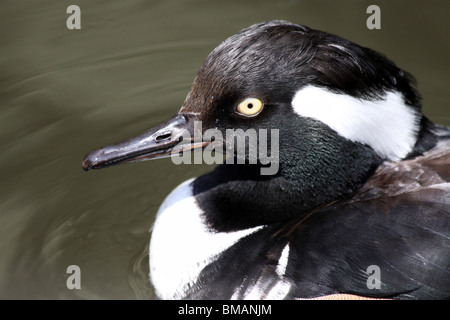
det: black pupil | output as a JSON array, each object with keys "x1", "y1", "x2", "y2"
[{"x1": 248, "y1": 103, "x2": 253, "y2": 109}]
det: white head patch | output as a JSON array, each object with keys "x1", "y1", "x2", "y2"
[{"x1": 291, "y1": 86, "x2": 420, "y2": 161}]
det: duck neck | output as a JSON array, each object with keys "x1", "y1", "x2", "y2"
[{"x1": 192, "y1": 133, "x2": 384, "y2": 232}]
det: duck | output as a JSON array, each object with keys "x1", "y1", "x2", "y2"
[{"x1": 82, "y1": 20, "x2": 450, "y2": 300}]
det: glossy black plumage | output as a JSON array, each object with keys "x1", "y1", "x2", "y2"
[
  {"x1": 184, "y1": 22, "x2": 449, "y2": 299},
  {"x1": 181, "y1": 20, "x2": 421, "y2": 116},
  {"x1": 187, "y1": 124, "x2": 450, "y2": 299}
]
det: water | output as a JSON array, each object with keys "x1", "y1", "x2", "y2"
[{"x1": 0, "y1": 0, "x2": 449, "y2": 299}]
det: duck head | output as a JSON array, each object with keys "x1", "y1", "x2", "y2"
[{"x1": 83, "y1": 21, "x2": 424, "y2": 231}]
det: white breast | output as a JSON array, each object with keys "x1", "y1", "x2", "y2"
[{"x1": 149, "y1": 178, "x2": 264, "y2": 299}]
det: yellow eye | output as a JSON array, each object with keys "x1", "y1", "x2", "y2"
[{"x1": 236, "y1": 98, "x2": 263, "y2": 117}]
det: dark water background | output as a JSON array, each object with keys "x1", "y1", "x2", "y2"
[{"x1": 0, "y1": 0, "x2": 449, "y2": 299}]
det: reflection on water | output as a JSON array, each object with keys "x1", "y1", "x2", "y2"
[{"x1": 0, "y1": 1, "x2": 449, "y2": 299}]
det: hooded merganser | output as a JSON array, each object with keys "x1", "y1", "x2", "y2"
[{"x1": 82, "y1": 21, "x2": 450, "y2": 300}]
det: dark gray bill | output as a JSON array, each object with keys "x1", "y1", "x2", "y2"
[{"x1": 82, "y1": 113, "x2": 205, "y2": 171}]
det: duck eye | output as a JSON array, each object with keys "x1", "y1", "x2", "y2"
[{"x1": 236, "y1": 98, "x2": 263, "y2": 117}]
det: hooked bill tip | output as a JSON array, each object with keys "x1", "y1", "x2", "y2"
[
  {"x1": 81, "y1": 157, "x2": 93, "y2": 171},
  {"x1": 81, "y1": 150, "x2": 101, "y2": 171}
]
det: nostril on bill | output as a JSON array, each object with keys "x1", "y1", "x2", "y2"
[{"x1": 155, "y1": 132, "x2": 171, "y2": 142}]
